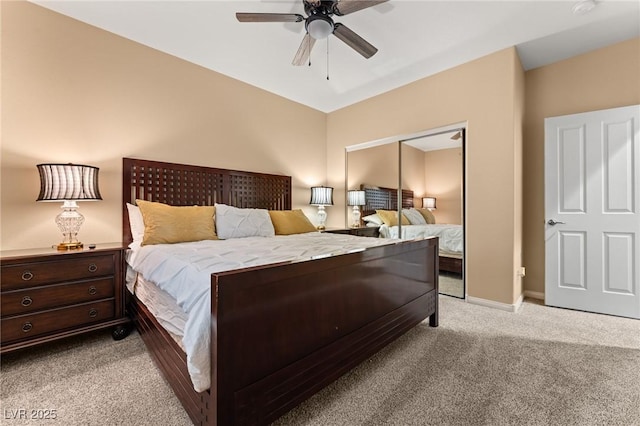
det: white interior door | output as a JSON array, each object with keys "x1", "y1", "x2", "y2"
[{"x1": 545, "y1": 105, "x2": 640, "y2": 319}]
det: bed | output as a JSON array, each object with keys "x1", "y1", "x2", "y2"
[
  {"x1": 122, "y1": 158, "x2": 439, "y2": 425},
  {"x1": 360, "y1": 184, "x2": 463, "y2": 275}
]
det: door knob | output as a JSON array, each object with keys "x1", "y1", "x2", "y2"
[{"x1": 547, "y1": 219, "x2": 566, "y2": 226}]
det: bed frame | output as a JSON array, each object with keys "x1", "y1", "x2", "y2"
[
  {"x1": 123, "y1": 158, "x2": 438, "y2": 425},
  {"x1": 361, "y1": 184, "x2": 463, "y2": 275}
]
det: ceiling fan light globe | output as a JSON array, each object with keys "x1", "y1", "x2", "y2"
[{"x1": 307, "y1": 16, "x2": 334, "y2": 39}]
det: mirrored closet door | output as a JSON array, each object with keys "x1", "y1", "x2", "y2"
[{"x1": 346, "y1": 128, "x2": 465, "y2": 298}]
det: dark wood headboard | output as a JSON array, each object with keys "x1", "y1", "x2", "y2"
[
  {"x1": 360, "y1": 184, "x2": 414, "y2": 218},
  {"x1": 122, "y1": 158, "x2": 292, "y2": 245}
]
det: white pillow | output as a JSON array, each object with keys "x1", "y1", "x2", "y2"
[
  {"x1": 214, "y1": 203, "x2": 275, "y2": 239},
  {"x1": 402, "y1": 208, "x2": 427, "y2": 225},
  {"x1": 362, "y1": 213, "x2": 383, "y2": 226},
  {"x1": 126, "y1": 203, "x2": 145, "y2": 246}
]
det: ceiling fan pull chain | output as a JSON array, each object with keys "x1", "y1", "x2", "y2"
[
  {"x1": 326, "y1": 38, "x2": 330, "y2": 80},
  {"x1": 308, "y1": 33, "x2": 312, "y2": 66}
]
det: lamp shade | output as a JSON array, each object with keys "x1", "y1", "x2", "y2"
[
  {"x1": 37, "y1": 163, "x2": 102, "y2": 201},
  {"x1": 347, "y1": 190, "x2": 366, "y2": 206},
  {"x1": 422, "y1": 197, "x2": 436, "y2": 210},
  {"x1": 310, "y1": 186, "x2": 334, "y2": 206}
]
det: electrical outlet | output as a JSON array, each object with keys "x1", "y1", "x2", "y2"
[{"x1": 518, "y1": 267, "x2": 526, "y2": 277}]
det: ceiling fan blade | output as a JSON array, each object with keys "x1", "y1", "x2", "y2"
[
  {"x1": 292, "y1": 33, "x2": 317, "y2": 66},
  {"x1": 333, "y1": 0, "x2": 389, "y2": 16},
  {"x1": 236, "y1": 13, "x2": 304, "y2": 23},
  {"x1": 333, "y1": 23, "x2": 377, "y2": 59}
]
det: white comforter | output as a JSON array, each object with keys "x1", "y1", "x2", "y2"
[
  {"x1": 126, "y1": 232, "x2": 393, "y2": 392},
  {"x1": 378, "y1": 224, "x2": 463, "y2": 254}
]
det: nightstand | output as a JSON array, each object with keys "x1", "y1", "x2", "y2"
[
  {"x1": 0, "y1": 243, "x2": 131, "y2": 354},
  {"x1": 324, "y1": 226, "x2": 380, "y2": 238}
]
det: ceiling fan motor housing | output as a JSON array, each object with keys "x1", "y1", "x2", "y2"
[{"x1": 303, "y1": 0, "x2": 338, "y2": 16}]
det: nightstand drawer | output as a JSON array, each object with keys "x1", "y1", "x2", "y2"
[
  {"x1": 1, "y1": 299, "x2": 115, "y2": 344},
  {"x1": 1, "y1": 277, "x2": 115, "y2": 316},
  {"x1": 1, "y1": 254, "x2": 115, "y2": 290}
]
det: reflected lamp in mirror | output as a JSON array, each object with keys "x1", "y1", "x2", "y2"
[
  {"x1": 347, "y1": 190, "x2": 366, "y2": 228},
  {"x1": 309, "y1": 186, "x2": 333, "y2": 230},
  {"x1": 37, "y1": 163, "x2": 102, "y2": 250},
  {"x1": 422, "y1": 197, "x2": 437, "y2": 211}
]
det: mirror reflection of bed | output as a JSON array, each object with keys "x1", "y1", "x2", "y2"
[
  {"x1": 358, "y1": 185, "x2": 464, "y2": 298},
  {"x1": 346, "y1": 129, "x2": 464, "y2": 299}
]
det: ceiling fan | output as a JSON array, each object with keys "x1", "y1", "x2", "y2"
[{"x1": 236, "y1": 0, "x2": 388, "y2": 66}]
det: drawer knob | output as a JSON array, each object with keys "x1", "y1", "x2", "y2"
[
  {"x1": 22, "y1": 322, "x2": 33, "y2": 333},
  {"x1": 88, "y1": 263, "x2": 98, "y2": 273},
  {"x1": 21, "y1": 296, "x2": 33, "y2": 307},
  {"x1": 89, "y1": 308, "x2": 98, "y2": 318},
  {"x1": 21, "y1": 271, "x2": 34, "y2": 281},
  {"x1": 88, "y1": 286, "x2": 97, "y2": 295}
]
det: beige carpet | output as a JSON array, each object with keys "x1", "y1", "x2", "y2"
[{"x1": 2, "y1": 297, "x2": 639, "y2": 425}]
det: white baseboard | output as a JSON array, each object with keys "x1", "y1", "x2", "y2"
[
  {"x1": 467, "y1": 295, "x2": 522, "y2": 313},
  {"x1": 523, "y1": 290, "x2": 544, "y2": 301}
]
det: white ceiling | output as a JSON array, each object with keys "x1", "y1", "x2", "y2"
[{"x1": 32, "y1": 1, "x2": 640, "y2": 113}]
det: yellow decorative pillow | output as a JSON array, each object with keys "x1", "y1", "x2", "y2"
[
  {"x1": 416, "y1": 208, "x2": 436, "y2": 224},
  {"x1": 268, "y1": 209, "x2": 317, "y2": 235},
  {"x1": 136, "y1": 200, "x2": 217, "y2": 245},
  {"x1": 375, "y1": 209, "x2": 410, "y2": 226}
]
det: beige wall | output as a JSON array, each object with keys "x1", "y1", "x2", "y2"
[
  {"x1": 523, "y1": 38, "x2": 640, "y2": 296},
  {"x1": 347, "y1": 143, "x2": 399, "y2": 190},
  {"x1": 1, "y1": 1, "x2": 327, "y2": 250},
  {"x1": 328, "y1": 48, "x2": 525, "y2": 305},
  {"x1": 424, "y1": 148, "x2": 462, "y2": 225}
]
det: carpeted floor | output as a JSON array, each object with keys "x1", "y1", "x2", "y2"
[{"x1": 1, "y1": 297, "x2": 638, "y2": 426}]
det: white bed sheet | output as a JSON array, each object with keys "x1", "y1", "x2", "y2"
[
  {"x1": 125, "y1": 232, "x2": 393, "y2": 392},
  {"x1": 378, "y1": 224, "x2": 463, "y2": 254},
  {"x1": 126, "y1": 270, "x2": 186, "y2": 350}
]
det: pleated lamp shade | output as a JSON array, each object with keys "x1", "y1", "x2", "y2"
[{"x1": 36, "y1": 163, "x2": 102, "y2": 201}]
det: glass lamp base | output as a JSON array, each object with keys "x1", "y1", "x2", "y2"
[
  {"x1": 351, "y1": 206, "x2": 361, "y2": 228},
  {"x1": 55, "y1": 201, "x2": 85, "y2": 251},
  {"x1": 316, "y1": 205, "x2": 327, "y2": 231}
]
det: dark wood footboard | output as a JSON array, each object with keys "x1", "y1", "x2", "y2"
[
  {"x1": 212, "y1": 237, "x2": 438, "y2": 425},
  {"x1": 129, "y1": 237, "x2": 438, "y2": 426}
]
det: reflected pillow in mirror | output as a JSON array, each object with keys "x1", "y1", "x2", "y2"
[
  {"x1": 416, "y1": 208, "x2": 436, "y2": 224},
  {"x1": 376, "y1": 209, "x2": 410, "y2": 226},
  {"x1": 402, "y1": 208, "x2": 427, "y2": 225},
  {"x1": 362, "y1": 213, "x2": 383, "y2": 225}
]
